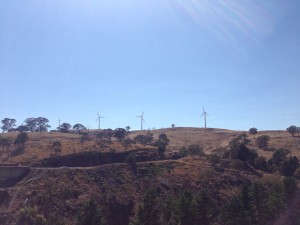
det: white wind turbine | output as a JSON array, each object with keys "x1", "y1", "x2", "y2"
[
  {"x1": 136, "y1": 111, "x2": 145, "y2": 131},
  {"x1": 96, "y1": 112, "x2": 104, "y2": 130},
  {"x1": 201, "y1": 107, "x2": 209, "y2": 128}
]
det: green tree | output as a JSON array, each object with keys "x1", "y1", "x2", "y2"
[
  {"x1": 177, "y1": 190, "x2": 195, "y2": 225},
  {"x1": 77, "y1": 200, "x2": 105, "y2": 225},
  {"x1": 220, "y1": 196, "x2": 249, "y2": 225},
  {"x1": 191, "y1": 191, "x2": 213, "y2": 225},
  {"x1": 287, "y1": 125, "x2": 297, "y2": 137},
  {"x1": 253, "y1": 156, "x2": 268, "y2": 171},
  {"x1": 57, "y1": 123, "x2": 71, "y2": 133},
  {"x1": 154, "y1": 133, "x2": 170, "y2": 156},
  {"x1": 24, "y1": 117, "x2": 38, "y2": 132},
  {"x1": 249, "y1": 127, "x2": 258, "y2": 139},
  {"x1": 229, "y1": 143, "x2": 258, "y2": 165},
  {"x1": 36, "y1": 117, "x2": 51, "y2": 132},
  {"x1": 125, "y1": 126, "x2": 131, "y2": 132},
  {"x1": 256, "y1": 135, "x2": 270, "y2": 150},
  {"x1": 114, "y1": 128, "x2": 127, "y2": 142},
  {"x1": 16, "y1": 125, "x2": 30, "y2": 132},
  {"x1": 73, "y1": 123, "x2": 86, "y2": 132},
  {"x1": 14, "y1": 132, "x2": 29, "y2": 147},
  {"x1": 249, "y1": 182, "x2": 268, "y2": 225},
  {"x1": 136, "y1": 189, "x2": 160, "y2": 225},
  {"x1": 134, "y1": 134, "x2": 148, "y2": 146},
  {"x1": 1, "y1": 118, "x2": 16, "y2": 132},
  {"x1": 280, "y1": 156, "x2": 299, "y2": 176}
]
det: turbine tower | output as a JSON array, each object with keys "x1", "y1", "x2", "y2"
[
  {"x1": 136, "y1": 111, "x2": 145, "y2": 131},
  {"x1": 96, "y1": 112, "x2": 104, "y2": 130},
  {"x1": 201, "y1": 107, "x2": 208, "y2": 128}
]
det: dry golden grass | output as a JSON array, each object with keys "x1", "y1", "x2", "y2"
[{"x1": 1, "y1": 128, "x2": 299, "y2": 165}]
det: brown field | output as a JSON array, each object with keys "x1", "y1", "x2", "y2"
[{"x1": 1, "y1": 127, "x2": 300, "y2": 165}]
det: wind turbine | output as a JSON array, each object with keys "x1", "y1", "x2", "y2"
[
  {"x1": 201, "y1": 107, "x2": 208, "y2": 128},
  {"x1": 96, "y1": 112, "x2": 104, "y2": 130},
  {"x1": 136, "y1": 111, "x2": 145, "y2": 131}
]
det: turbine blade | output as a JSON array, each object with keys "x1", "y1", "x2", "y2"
[{"x1": 97, "y1": 112, "x2": 100, "y2": 117}]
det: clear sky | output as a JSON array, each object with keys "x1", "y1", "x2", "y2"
[{"x1": 0, "y1": 0, "x2": 299, "y2": 131}]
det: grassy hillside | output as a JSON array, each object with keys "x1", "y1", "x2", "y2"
[
  {"x1": 1, "y1": 127, "x2": 300, "y2": 224},
  {"x1": 1, "y1": 127, "x2": 300, "y2": 165}
]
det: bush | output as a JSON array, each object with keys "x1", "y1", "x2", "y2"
[
  {"x1": 11, "y1": 147, "x2": 25, "y2": 157},
  {"x1": 14, "y1": 132, "x2": 29, "y2": 147},
  {"x1": 187, "y1": 145, "x2": 205, "y2": 156},
  {"x1": 229, "y1": 144, "x2": 258, "y2": 165},
  {"x1": 230, "y1": 159, "x2": 246, "y2": 170},
  {"x1": 124, "y1": 153, "x2": 137, "y2": 172},
  {"x1": 253, "y1": 156, "x2": 268, "y2": 171},
  {"x1": 208, "y1": 154, "x2": 220, "y2": 165},
  {"x1": 17, "y1": 207, "x2": 46, "y2": 225},
  {"x1": 280, "y1": 156, "x2": 299, "y2": 177},
  {"x1": 256, "y1": 135, "x2": 270, "y2": 150}
]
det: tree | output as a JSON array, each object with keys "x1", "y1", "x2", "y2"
[
  {"x1": 145, "y1": 132, "x2": 154, "y2": 145},
  {"x1": 287, "y1": 125, "x2": 297, "y2": 137},
  {"x1": 125, "y1": 126, "x2": 131, "y2": 132},
  {"x1": 256, "y1": 135, "x2": 270, "y2": 150},
  {"x1": 113, "y1": 128, "x2": 127, "y2": 142},
  {"x1": 73, "y1": 124, "x2": 86, "y2": 132},
  {"x1": 280, "y1": 156, "x2": 299, "y2": 177},
  {"x1": 229, "y1": 144, "x2": 258, "y2": 165},
  {"x1": 134, "y1": 134, "x2": 148, "y2": 146},
  {"x1": 14, "y1": 132, "x2": 29, "y2": 147},
  {"x1": 57, "y1": 123, "x2": 71, "y2": 133},
  {"x1": 135, "y1": 189, "x2": 159, "y2": 225},
  {"x1": 1, "y1": 118, "x2": 16, "y2": 132},
  {"x1": 171, "y1": 124, "x2": 176, "y2": 130},
  {"x1": 51, "y1": 141, "x2": 62, "y2": 154},
  {"x1": 77, "y1": 200, "x2": 105, "y2": 225},
  {"x1": 36, "y1": 117, "x2": 51, "y2": 132},
  {"x1": 253, "y1": 156, "x2": 268, "y2": 171},
  {"x1": 24, "y1": 118, "x2": 38, "y2": 132},
  {"x1": 0, "y1": 137, "x2": 12, "y2": 151},
  {"x1": 154, "y1": 133, "x2": 170, "y2": 156},
  {"x1": 122, "y1": 138, "x2": 135, "y2": 150},
  {"x1": 16, "y1": 125, "x2": 30, "y2": 132},
  {"x1": 249, "y1": 128, "x2": 258, "y2": 139}
]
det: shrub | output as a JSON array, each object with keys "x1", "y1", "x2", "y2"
[
  {"x1": 17, "y1": 207, "x2": 46, "y2": 225},
  {"x1": 187, "y1": 145, "x2": 205, "y2": 156},
  {"x1": 124, "y1": 153, "x2": 137, "y2": 172},
  {"x1": 253, "y1": 156, "x2": 268, "y2": 171},
  {"x1": 280, "y1": 156, "x2": 299, "y2": 177},
  {"x1": 14, "y1": 132, "x2": 29, "y2": 147},
  {"x1": 208, "y1": 154, "x2": 220, "y2": 165},
  {"x1": 11, "y1": 147, "x2": 25, "y2": 157},
  {"x1": 256, "y1": 135, "x2": 270, "y2": 150}
]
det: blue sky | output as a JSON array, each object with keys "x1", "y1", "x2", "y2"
[{"x1": 0, "y1": 0, "x2": 299, "y2": 131}]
